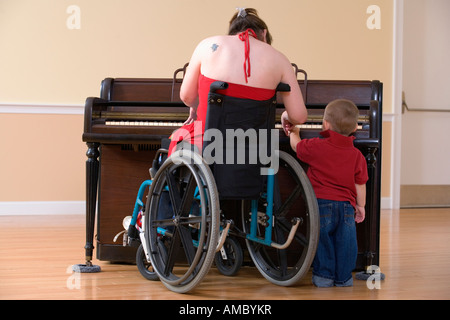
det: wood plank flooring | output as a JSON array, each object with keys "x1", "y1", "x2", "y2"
[{"x1": 1, "y1": 208, "x2": 449, "y2": 300}]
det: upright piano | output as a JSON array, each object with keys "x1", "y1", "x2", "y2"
[{"x1": 82, "y1": 65, "x2": 382, "y2": 272}]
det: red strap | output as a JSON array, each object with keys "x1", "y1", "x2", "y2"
[{"x1": 238, "y1": 29, "x2": 257, "y2": 83}]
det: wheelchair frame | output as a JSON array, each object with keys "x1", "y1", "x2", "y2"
[
  {"x1": 117, "y1": 81, "x2": 320, "y2": 293},
  {"x1": 122, "y1": 145, "x2": 319, "y2": 293}
]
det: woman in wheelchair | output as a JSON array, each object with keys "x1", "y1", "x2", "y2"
[
  {"x1": 169, "y1": 7, "x2": 307, "y2": 155},
  {"x1": 130, "y1": 8, "x2": 319, "y2": 293}
]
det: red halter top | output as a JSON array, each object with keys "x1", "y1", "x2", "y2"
[
  {"x1": 238, "y1": 29, "x2": 257, "y2": 83},
  {"x1": 167, "y1": 29, "x2": 273, "y2": 155}
]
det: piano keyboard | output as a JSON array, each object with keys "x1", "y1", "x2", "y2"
[
  {"x1": 275, "y1": 124, "x2": 363, "y2": 130},
  {"x1": 105, "y1": 120, "x2": 323, "y2": 129},
  {"x1": 105, "y1": 120, "x2": 185, "y2": 127},
  {"x1": 275, "y1": 123, "x2": 322, "y2": 129},
  {"x1": 105, "y1": 120, "x2": 362, "y2": 131}
]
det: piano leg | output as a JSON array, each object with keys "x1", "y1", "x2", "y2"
[
  {"x1": 73, "y1": 142, "x2": 101, "y2": 273},
  {"x1": 355, "y1": 146, "x2": 384, "y2": 282}
]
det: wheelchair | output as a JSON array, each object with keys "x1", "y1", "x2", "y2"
[{"x1": 122, "y1": 81, "x2": 319, "y2": 293}]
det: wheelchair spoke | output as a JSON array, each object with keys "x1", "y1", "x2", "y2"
[
  {"x1": 165, "y1": 168, "x2": 182, "y2": 217},
  {"x1": 275, "y1": 184, "x2": 302, "y2": 218},
  {"x1": 178, "y1": 172, "x2": 197, "y2": 218},
  {"x1": 273, "y1": 225, "x2": 289, "y2": 276},
  {"x1": 178, "y1": 224, "x2": 196, "y2": 266},
  {"x1": 163, "y1": 227, "x2": 181, "y2": 276}
]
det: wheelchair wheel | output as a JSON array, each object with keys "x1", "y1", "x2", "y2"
[
  {"x1": 136, "y1": 240, "x2": 166, "y2": 281},
  {"x1": 242, "y1": 150, "x2": 319, "y2": 286},
  {"x1": 145, "y1": 149, "x2": 220, "y2": 293},
  {"x1": 214, "y1": 236, "x2": 243, "y2": 276}
]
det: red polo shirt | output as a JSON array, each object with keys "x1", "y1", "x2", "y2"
[{"x1": 296, "y1": 130, "x2": 368, "y2": 207}]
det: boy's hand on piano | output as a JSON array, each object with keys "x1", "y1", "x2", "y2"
[{"x1": 288, "y1": 125, "x2": 300, "y2": 136}]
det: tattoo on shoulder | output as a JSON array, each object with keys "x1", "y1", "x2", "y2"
[{"x1": 211, "y1": 43, "x2": 219, "y2": 52}]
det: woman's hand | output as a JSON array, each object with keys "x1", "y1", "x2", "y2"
[
  {"x1": 281, "y1": 111, "x2": 293, "y2": 136},
  {"x1": 183, "y1": 106, "x2": 198, "y2": 125}
]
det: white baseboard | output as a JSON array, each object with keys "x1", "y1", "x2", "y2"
[
  {"x1": 0, "y1": 103, "x2": 84, "y2": 115},
  {"x1": 0, "y1": 198, "x2": 392, "y2": 216},
  {"x1": 0, "y1": 201, "x2": 85, "y2": 215},
  {"x1": 381, "y1": 197, "x2": 393, "y2": 210}
]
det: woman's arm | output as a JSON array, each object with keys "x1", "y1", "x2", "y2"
[
  {"x1": 279, "y1": 54, "x2": 307, "y2": 135},
  {"x1": 179, "y1": 42, "x2": 204, "y2": 124},
  {"x1": 180, "y1": 41, "x2": 205, "y2": 108}
]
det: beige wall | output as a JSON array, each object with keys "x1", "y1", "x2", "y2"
[
  {"x1": 0, "y1": 0, "x2": 394, "y2": 209},
  {"x1": 0, "y1": 114, "x2": 85, "y2": 201}
]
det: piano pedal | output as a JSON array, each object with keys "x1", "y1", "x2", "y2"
[{"x1": 112, "y1": 230, "x2": 128, "y2": 246}]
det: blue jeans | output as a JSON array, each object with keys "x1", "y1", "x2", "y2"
[{"x1": 312, "y1": 199, "x2": 357, "y2": 287}]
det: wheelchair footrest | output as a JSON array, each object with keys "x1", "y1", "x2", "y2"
[
  {"x1": 246, "y1": 217, "x2": 301, "y2": 249},
  {"x1": 271, "y1": 217, "x2": 301, "y2": 249},
  {"x1": 215, "y1": 220, "x2": 232, "y2": 252}
]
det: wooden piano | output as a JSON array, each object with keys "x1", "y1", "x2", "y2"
[{"x1": 82, "y1": 65, "x2": 382, "y2": 272}]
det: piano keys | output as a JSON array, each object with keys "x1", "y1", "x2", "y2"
[
  {"x1": 84, "y1": 99, "x2": 372, "y2": 142},
  {"x1": 99, "y1": 114, "x2": 363, "y2": 129},
  {"x1": 82, "y1": 68, "x2": 382, "y2": 272}
]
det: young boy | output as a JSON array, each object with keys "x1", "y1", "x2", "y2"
[{"x1": 288, "y1": 99, "x2": 368, "y2": 287}]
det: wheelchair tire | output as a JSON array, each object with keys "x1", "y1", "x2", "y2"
[
  {"x1": 145, "y1": 149, "x2": 220, "y2": 293},
  {"x1": 214, "y1": 236, "x2": 243, "y2": 277},
  {"x1": 136, "y1": 240, "x2": 166, "y2": 281},
  {"x1": 242, "y1": 150, "x2": 319, "y2": 286}
]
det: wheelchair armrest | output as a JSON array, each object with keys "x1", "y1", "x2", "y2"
[
  {"x1": 210, "y1": 81, "x2": 229, "y2": 93},
  {"x1": 150, "y1": 148, "x2": 169, "y2": 179},
  {"x1": 276, "y1": 82, "x2": 291, "y2": 92}
]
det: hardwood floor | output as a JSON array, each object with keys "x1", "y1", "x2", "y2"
[{"x1": 1, "y1": 208, "x2": 449, "y2": 300}]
